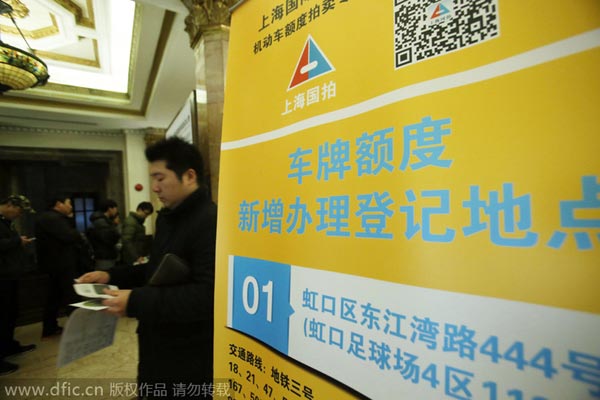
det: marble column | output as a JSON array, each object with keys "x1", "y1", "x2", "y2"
[{"x1": 182, "y1": 0, "x2": 236, "y2": 203}]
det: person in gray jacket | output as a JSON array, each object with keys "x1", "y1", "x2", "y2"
[{"x1": 121, "y1": 201, "x2": 153, "y2": 266}]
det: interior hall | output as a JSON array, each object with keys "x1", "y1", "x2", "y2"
[{"x1": 0, "y1": 0, "x2": 229, "y2": 392}]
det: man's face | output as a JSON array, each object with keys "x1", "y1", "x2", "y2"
[
  {"x1": 137, "y1": 209, "x2": 152, "y2": 220},
  {"x1": 149, "y1": 160, "x2": 196, "y2": 209},
  {"x1": 108, "y1": 206, "x2": 119, "y2": 218},
  {"x1": 55, "y1": 198, "x2": 73, "y2": 216},
  {"x1": 2, "y1": 204, "x2": 23, "y2": 221}
]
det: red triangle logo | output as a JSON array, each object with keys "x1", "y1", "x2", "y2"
[
  {"x1": 431, "y1": 3, "x2": 450, "y2": 19},
  {"x1": 289, "y1": 42, "x2": 310, "y2": 89}
]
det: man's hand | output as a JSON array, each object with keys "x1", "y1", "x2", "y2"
[
  {"x1": 20, "y1": 236, "x2": 34, "y2": 246},
  {"x1": 77, "y1": 271, "x2": 110, "y2": 284},
  {"x1": 134, "y1": 256, "x2": 148, "y2": 265},
  {"x1": 102, "y1": 289, "x2": 131, "y2": 317}
]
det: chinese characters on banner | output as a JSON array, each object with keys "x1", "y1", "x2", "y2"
[{"x1": 216, "y1": 1, "x2": 600, "y2": 399}]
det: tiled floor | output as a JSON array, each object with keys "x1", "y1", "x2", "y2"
[{"x1": 0, "y1": 316, "x2": 138, "y2": 399}]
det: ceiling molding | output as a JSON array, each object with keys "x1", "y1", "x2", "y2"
[
  {"x1": 2, "y1": 0, "x2": 29, "y2": 18},
  {"x1": 126, "y1": 3, "x2": 143, "y2": 96},
  {"x1": 0, "y1": 95, "x2": 144, "y2": 116},
  {"x1": 139, "y1": 9, "x2": 176, "y2": 116},
  {"x1": 77, "y1": 0, "x2": 95, "y2": 29},
  {"x1": 0, "y1": 124, "x2": 123, "y2": 136},
  {"x1": 31, "y1": 81, "x2": 130, "y2": 100},
  {"x1": 0, "y1": 1, "x2": 196, "y2": 131},
  {"x1": 53, "y1": 0, "x2": 95, "y2": 29},
  {"x1": 36, "y1": 38, "x2": 100, "y2": 67},
  {"x1": 0, "y1": 6, "x2": 177, "y2": 115},
  {"x1": 0, "y1": 13, "x2": 59, "y2": 38}
]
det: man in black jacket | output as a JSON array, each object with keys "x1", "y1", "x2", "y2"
[
  {"x1": 79, "y1": 138, "x2": 217, "y2": 398},
  {"x1": 35, "y1": 195, "x2": 83, "y2": 337},
  {"x1": 0, "y1": 195, "x2": 36, "y2": 375},
  {"x1": 87, "y1": 199, "x2": 120, "y2": 270}
]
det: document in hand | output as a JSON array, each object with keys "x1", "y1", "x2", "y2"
[
  {"x1": 149, "y1": 253, "x2": 191, "y2": 286},
  {"x1": 70, "y1": 283, "x2": 118, "y2": 311},
  {"x1": 57, "y1": 308, "x2": 118, "y2": 368}
]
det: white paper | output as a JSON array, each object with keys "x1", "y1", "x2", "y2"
[
  {"x1": 57, "y1": 308, "x2": 118, "y2": 368},
  {"x1": 73, "y1": 283, "x2": 118, "y2": 299},
  {"x1": 70, "y1": 299, "x2": 109, "y2": 311}
]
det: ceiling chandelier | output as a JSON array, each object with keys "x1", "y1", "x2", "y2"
[{"x1": 0, "y1": 0, "x2": 49, "y2": 93}]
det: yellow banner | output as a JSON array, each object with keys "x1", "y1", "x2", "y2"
[{"x1": 216, "y1": 1, "x2": 600, "y2": 399}]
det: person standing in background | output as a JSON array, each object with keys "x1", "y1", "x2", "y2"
[
  {"x1": 121, "y1": 201, "x2": 153, "y2": 266},
  {"x1": 0, "y1": 195, "x2": 36, "y2": 375},
  {"x1": 87, "y1": 199, "x2": 120, "y2": 270},
  {"x1": 35, "y1": 195, "x2": 82, "y2": 338}
]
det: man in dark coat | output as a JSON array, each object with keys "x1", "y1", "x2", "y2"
[
  {"x1": 0, "y1": 195, "x2": 36, "y2": 375},
  {"x1": 79, "y1": 138, "x2": 217, "y2": 398},
  {"x1": 35, "y1": 195, "x2": 83, "y2": 337},
  {"x1": 87, "y1": 199, "x2": 120, "y2": 270},
  {"x1": 121, "y1": 201, "x2": 153, "y2": 266}
]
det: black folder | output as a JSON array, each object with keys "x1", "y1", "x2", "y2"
[{"x1": 149, "y1": 253, "x2": 191, "y2": 286}]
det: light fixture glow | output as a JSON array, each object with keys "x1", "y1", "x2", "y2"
[{"x1": 0, "y1": 0, "x2": 49, "y2": 93}]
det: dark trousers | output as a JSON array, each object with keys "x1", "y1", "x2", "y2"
[
  {"x1": 0, "y1": 279, "x2": 19, "y2": 358},
  {"x1": 42, "y1": 268, "x2": 78, "y2": 333},
  {"x1": 137, "y1": 327, "x2": 213, "y2": 399}
]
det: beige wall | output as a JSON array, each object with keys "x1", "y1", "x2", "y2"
[
  {"x1": 0, "y1": 128, "x2": 126, "y2": 151},
  {"x1": 123, "y1": 130, "x2": 154, "y2": 234}
]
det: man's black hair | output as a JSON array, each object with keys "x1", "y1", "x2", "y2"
[
  {"x1": 48, "y1": 194, "x2": 70, "y2": 209},
  {"x1": 137, "y1": 201, "x2": 154, "y2": 214},
  {"x1": 0, "y1": 195, "x2": 34, "y2": 213},
  {"x1": 145, "y1": 137, "x2": 204, "y2": 183},
  {"x1": 0, "y1": 197, "x2": 13, "y2": 205},
  {"x1": 98, "y1": 199, "x2": 118, "y2": 212}
]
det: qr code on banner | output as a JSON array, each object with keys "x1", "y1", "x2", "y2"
[{"x1": 394, "y1": 0, "x2": 500, "y2": 68}]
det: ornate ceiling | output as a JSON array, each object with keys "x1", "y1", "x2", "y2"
[{"x1": 0, "y1": 0, "x2": 197, "y2": 131}]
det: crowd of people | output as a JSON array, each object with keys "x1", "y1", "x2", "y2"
[{"x1": 0, "y1": 138, "x2": 217, "y2": 398}]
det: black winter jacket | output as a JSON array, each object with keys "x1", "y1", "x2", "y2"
[
  {"x1": 0, "y1": 216, "x2": 25, "y2": 279},
  {"x1": 35, "y1": 210, "x2": 82, "y2": 274},
  {"x1": 108, "y1": 188, "x2": 217, "y2": 386},
  {"x1": 87, "y1": 211, "x2": 120, "y2": 260}
]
